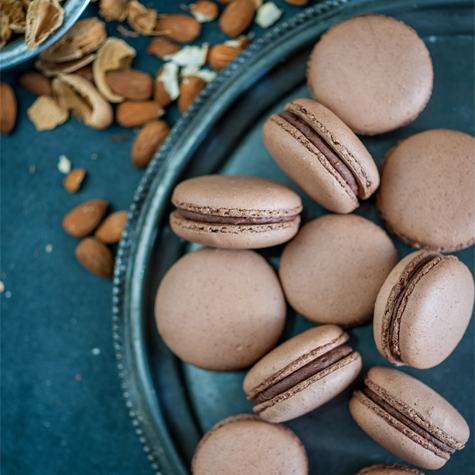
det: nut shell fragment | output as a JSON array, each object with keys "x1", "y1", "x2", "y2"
[
  {"x1": 39, "y1": 18, "x2": 106, "y2": 63},
  {"x1": 131, "y1": 120, "x2": 170, "y2": 168},
  {"x1": 93, "y1": 37, "x2": 137, "y2": 103},
  {"x1": 27, "y1": 95, "x2": 68, "y2": 131},
  {"x1": 53, "y1": 74, "x2": 113, "y2": 130},
  {"x1": 25, "y1": 0, "x2": 64, "y2": 49},
  {"x1": 127, "y1": 0, "x2": 157, "y2": 35},
  {"x1": 99, "y1": 0, "x2": 128, "y2": 22},
  {"x1": 35, "y1": 53, "x2": 96, "y2": 77}
]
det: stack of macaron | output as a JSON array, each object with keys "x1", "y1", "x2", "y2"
[{"x1": 153, "y1": 13, "x2": 474, "y2": 475}]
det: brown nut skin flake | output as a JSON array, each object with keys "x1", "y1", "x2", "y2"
[{"x1": 25, "y1": 0, "x2": 64, "y2": 49}]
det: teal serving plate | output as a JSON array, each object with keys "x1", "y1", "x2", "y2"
[{"x1": 112, "y1": 1, "x2": 475, "y2": 474}]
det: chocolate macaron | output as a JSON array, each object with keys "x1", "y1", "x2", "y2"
[
  {"x1": 170, "y1": 175, "x2": 302, "y2": 249},
  {"x1": 191, "y1": 414, "x2": 308, "y2": 474},
  {"x1": 155, "y1": 247, "x2": 286, "y2": 371},
  {"x1": 307, "y1": 14, "x2": 433, "y2": 135},
  {"x1": 355, "y1": 464, "x2": 426, "y2": 475},
  {"x1": 374, "y1": 250, "x2": 474, "y2": 369},
  {"x1": 377, "y1": 129, "x2": 475, "y2": 251},
  {"x1": 350, "y1": 367, "x2": 470, "y2": 470},
  {"x1": 279, "y1": 214, "x2": 398, "y2": 326},
  {"x1": 262, "y1": 98, "x2": 379, "y2": 213},
  {"x1": 243, "y1": 325, "x2": 362, "y2": 423}
]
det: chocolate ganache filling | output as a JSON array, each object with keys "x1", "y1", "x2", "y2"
[
  {"x1": 363, "y1": 387, "x2": 455, "y2": 454},
  {"x1": 176, "y1": 209, "x2": 296, "y2": 225},
  {"x1": 279, "y1": 110, "x2": 359, "y2": 195},
  {"x1": 252, "y1": 344, "x2": 353, "y2": 405},
  {"x1": 388, "y1": 254, "x2": 439, "y2": 361}
]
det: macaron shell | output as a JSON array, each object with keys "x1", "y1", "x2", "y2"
[
  {"x1": 307, "y1": 14, "x2": 433, "y2": 135},
  {"x1": 191, "y1": 414, "x2": 308, "y2": 475},
  {"x1": 155, "y1": 248, "x2": 286, "y2": 371},
  {"x1": 398, "y1": 258, "x2": 474, "y2": 368},
  {"x1": 355, "y1": 464, "x2": 426, "y2": 475},
  {"x1": 262, "y1": 115, "x2": 359, "y2": 214},
  {"x1": 366, "y1": 367, "x2": 470, "y2": 447},
  {"x1": 172, "y1": 175, "x2": 303, "y2": 217},
  {"x1": 279, "y1": 214, "x2": 398, "y2": 326},
  {"x1": 376, "y1": 129, "x2": 475, "y2": 251},
  {"x1": 256, "y1": 352, "x2": 362, "y2": 423},
  {"x1": 349, "y1": 394, "x2": 447, "y2": 470},
  {"x1": 243, "y1": 325, "x2": 348, "y2": 395},
  {"x1": 286, "y1": 98, "x2": 380, "y2": 199},
  {"x1": 170, "y1": 210, "x2": 301, "y2": 250}
]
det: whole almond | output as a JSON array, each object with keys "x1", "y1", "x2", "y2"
[
  {"x1": 63, "y1": 168, "x2": 86, "y2": 193},
  {"x1": 208, "y1": 44, "x2": 242, "y2": 70},
  {"x1": 106, "y1": 69, "x2": 153, "y2": 100},
  {"x1": 190, "y1": 1, "x2": 219, "y2": 22},
  {"x1": 95, "y1": 210, "x2": 128, "y2": 243},
  {"x1": 219, "y1": 0, "x2": 255, "y2": 37},
  {"x1": 154, "y1": 14, "x2": 201, "y2": 43},
  {"x1": 63, "y1": 199, "x2": 108, "y2": 238},
  {"x1": 178, "y1": 76, "x2": 206, "y2": 113},
  {"x1": 131, "y1": 120, "x2": 171, "y2": 168},
  {"x1": 116, "y1": 101, "x2": 164, "y2": 128},
  {"x1": 147, "y1": 37, "x2": 181, "y2": 59},
  {"x1": 19, "y1": 72, "x2": 53, "y2": 96},
  {"x1": 0, "y1": 83, "x2": 17, "y2": 136},
  {"x1": 75, "y1": 237, "x2": 114, "y2": 279}
]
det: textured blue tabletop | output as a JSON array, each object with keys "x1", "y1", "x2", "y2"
[{"x1": 1, "y1": 1, "x2": 317, "y2": 473}]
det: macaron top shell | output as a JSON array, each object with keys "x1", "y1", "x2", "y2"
[
  {"x1": 365, "y1": 367, "x2": 470, "y2": 449},
  {"x1": 307, "y1": 14, "x2": 433, "y2": 135},
  {"x1": 374, "y1": 250, "x2": 474, "y2": 369},
  {"x1": 279, "y1": 214, "x2": 398, "y2": 326},
  {"x1": 191, "y1": 414, "x2": 308, "y2": 475},
  {"x1": 376, "y1": 129, "x2": 475, "y2": 252},
  {"x1": 172, "y1": 175, "x2": 302, "y2": 218},
  {"x1": 243, "y1": 324, "x2": 348, "y2": 395},
  {"x1": 155, "y1": 247, "x2": 286, "y2": 371},
  {"x1": 356, "y1": 464, "x2": 426, "y2": 475}
]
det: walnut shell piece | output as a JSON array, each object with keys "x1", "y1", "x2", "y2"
[
  {"x1": 25, "y1": 0, "x2": 64, "y2": 49},
  {"x1": 93, "y1": 37, "x2": 137, "y2": 103}
]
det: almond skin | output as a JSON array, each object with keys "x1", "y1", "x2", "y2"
[
  {"x1": 0, "y1": 83, "x2": 17, "y2": 136},
  {"x1": 75, "y1": 237, "x2": 114, "y2": 279},
  {"x1": 154, "y1": 14, "x2": 201, "y2": 43},
  {"x1": 131, "y1": 120, "x2": 171, "y2": 168},
  {"x1": 19, "y1": 72, "x2": 53, "y2": 96},
  {"x1": 178, "y1": 76, "x2": 206, "y2": 113},
  {"x1": 95, "y1": 210, "x2": 128, "y2": 243},
  {"x1": 116, "y1": 101, "x2": 163, "y2": 127},
  {"x1": 106, "y1": 69, "x2": 153, "y2": 101},
  {"x1": 63, "y1": 168, "x2": 86, "y2": 193},
  {"x1": 208, "y1": 43, "x2": 242, "y2": 70},
  {"x1": 147, "y1": 37, "x2": 181, "y2": 59},
  {"x1": 219, "y1": 0, "x2": 255, "y2": 37},
  {"x1": 62, "y1": 199, "x2": 108, "y2": 238}
]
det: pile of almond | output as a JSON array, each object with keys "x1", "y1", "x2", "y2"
[{"x1": 1, "y1": 0, "x2": 308, "y2": 279}]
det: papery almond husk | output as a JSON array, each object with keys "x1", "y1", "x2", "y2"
[
  {"x1": 35, "y1": 53, "x2": 96, "y2": 77},
  {"x1": 1, "y1": 0, "x2": 26, "y2": 34},
  {"x1": 53, "y1": 73, "x2": 113, "y2": 130},
  {"x1": 0, "y1": 13, "x2": 12, "y2": 48},
  {"x1": 99, "y1": 0, "x2": 128, "y2": 22},
  {"x1": 39, "y1": 17, "x2": 106, "y2": 62},
  {"x1": 25, "y1": 0, "x2": 64, "y2": 49},
  {"x1": 93, "y1": 37, "x2": 137, "y2": 103},
  {"x1": 27, "y1": 95, "x2": 68, "y2": 131},
  {"x1": 127, "y1": 0, "x2": 157, "y2": 35}
]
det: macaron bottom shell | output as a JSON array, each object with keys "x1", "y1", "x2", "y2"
[
  {"x1": 355, "y1": 463, "x2": 426, "y2": 475},
  {"x1": 170, "y1": 210, "x2": 301, "y2": 249}
]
